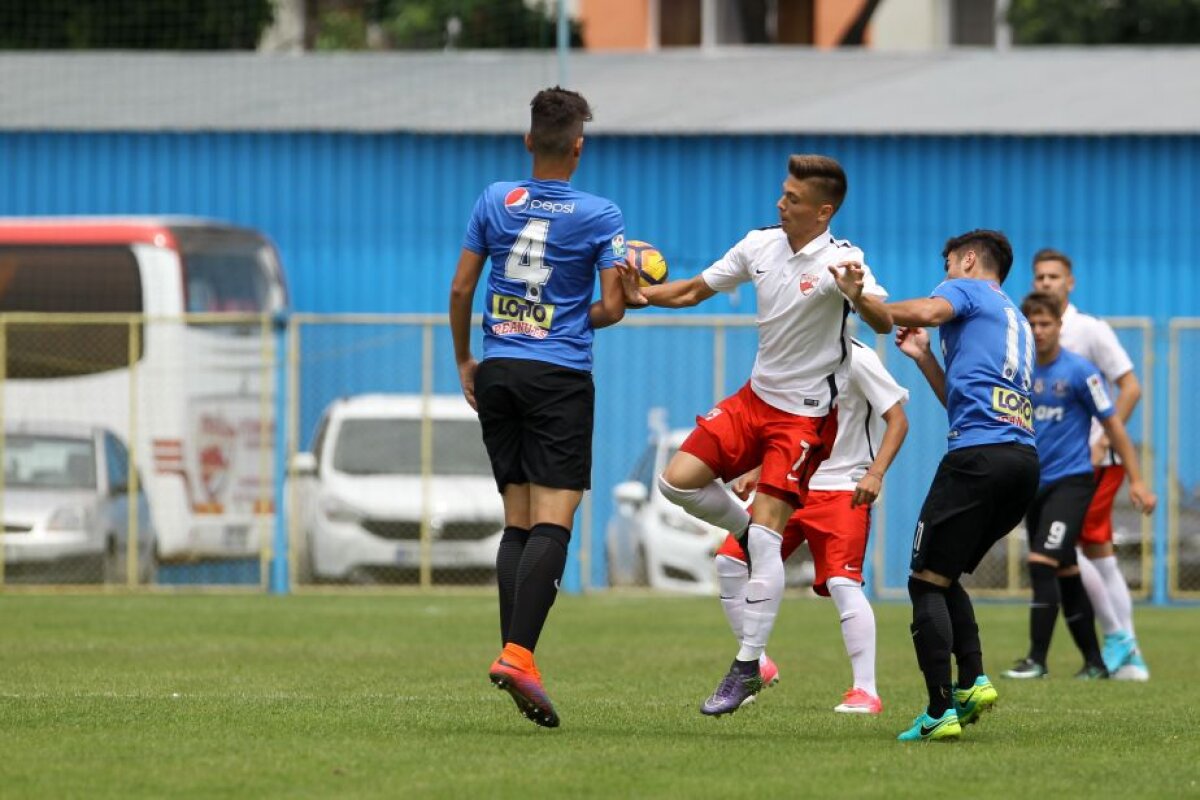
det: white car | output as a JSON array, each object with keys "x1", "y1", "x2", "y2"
[
  {"x1": 289, "y1": 394, "x2": 503, "y2": 583},
  {"x1": 606, "y1": 426, "x2": 815, "y2": 595},
  {"x1": 1, "y1": 423, "x2": 157, "y2": 584},
  {"x1": 606, "y1": 429, "x2": 731, "y2": 594}
]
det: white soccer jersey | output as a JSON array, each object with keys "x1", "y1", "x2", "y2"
[
  {"x1": 702, "y1": 228, "x2": 887, "y2": 416},
  {"x1": 809, "y1": 340, "x2": 909, "y2": 492},
  {"x1": 1059, "y1": 303, "x2": 1136, "y2": 466}
]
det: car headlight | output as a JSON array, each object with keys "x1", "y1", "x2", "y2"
[
  {"x1": 47, "y1": 505, "x2": 90, "y2": 531},
  {"x1": 320, "y1": 496, "x2": 365, "y2": 524},
  {"x1": 659, "y1": 512, "x2": 709, "y2": 536}
]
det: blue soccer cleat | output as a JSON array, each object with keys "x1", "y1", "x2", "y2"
[
  {"x1": 954, "y1": 675, "x2": 998, "y2": 726},
  {"x1": 1101, "y1": 631, "x2": 1136, "y2": 674}
]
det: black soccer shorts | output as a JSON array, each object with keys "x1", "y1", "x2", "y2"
[
  {"x1": 474, "y1": 357, "x2": 595, "y2": 492},
  {"x1": 1024, "y1": 472, "x2": 1097, "y2": 568},
  {"x1": 910, "y1": 443, "x2": 1040, "y2": 581}
]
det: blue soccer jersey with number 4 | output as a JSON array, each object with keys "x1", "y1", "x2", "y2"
[
  {"x1": 931, "y1": 278, "x2": 1037, "y2": 451},
  {"x1": 463, "y1": 179, "x2": 625, "y2": 372}
]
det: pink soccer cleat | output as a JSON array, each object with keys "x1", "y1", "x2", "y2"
[{"x1": 834, "y1": 687, "x2": 883, "y2": 715}]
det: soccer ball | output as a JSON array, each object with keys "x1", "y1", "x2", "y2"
[{"x1": 627, "y1": 240, "x2": 669, "y2": 287}]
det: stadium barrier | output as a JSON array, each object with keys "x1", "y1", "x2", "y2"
[
  {"x1": 0, "y1": 313, "x2": 276, "y2": 591},
  {"x1": 0, "y1": 313, "x2": 1185, "y2": 601}
]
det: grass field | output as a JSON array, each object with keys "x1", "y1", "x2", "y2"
[{"x1": 1, "y1": 593, "x2": 1197, "y2": 799}]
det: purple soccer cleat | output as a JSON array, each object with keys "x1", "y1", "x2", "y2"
[{"x1": 700, "y1": 662, "x2": 764, "y2": 717}]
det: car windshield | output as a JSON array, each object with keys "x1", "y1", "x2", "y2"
[
  {"x1": 332, "y1": 418, "x2": 492, "y2": 476},
  {"x1": 4, "y1": 434, "x2": 96, "y2": 489}
]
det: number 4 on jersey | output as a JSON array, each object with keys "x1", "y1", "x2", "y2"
[{"x1": 505, "y1": 219, "x2": 553, "y2": 302}]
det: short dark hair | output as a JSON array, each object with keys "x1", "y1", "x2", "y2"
[
  {"x1": 529, "y1": 86, "x2": 592, "y2": 157},
  {"x1": 787, "y1": 154, "x2": 848, "y2": 212},
  {"x1": 942, "y1": 229, "x2": 1014, "y2": 284},
  {"x1": 1021, "y1": 291, "x2": 1063, "y2": 320},
  {"x1": 1032, "y1": 247, "x2": 1073, "y2": 272}
]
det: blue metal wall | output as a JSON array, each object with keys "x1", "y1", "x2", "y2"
[{"x1": 1, "y1": 131, "x2": 1197, "y2": 597}]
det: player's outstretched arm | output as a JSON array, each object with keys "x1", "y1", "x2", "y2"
[
  {"x1": 589, "y1": 266, "x2": 629, "y2": 330},
  {"x1": 886, "y1": 297, "x2": 955, "y2": 329},
  {"x1": 630, "y1": 274, "x2": 718, "y2": 309},
  {"x1": 449, "y1": 248, "x2": 487, "y2": 410},
  {"x1": 852, "y1": 402, "x2": 908, "y2": 508},
  {"x1": 1099, "y1": 415, "x2": 1157, "y2": 515},
  {"x1": 1091, "y1": 371, "x2": 1143, "y2": 465},
  {"x1": 895, "y1": 326, "x2": 947, "y2": 407}
]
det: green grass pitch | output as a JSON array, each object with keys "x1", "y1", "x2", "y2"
[{"x1": 0, "y1": 593, "x2": 1197, "y2": 798}]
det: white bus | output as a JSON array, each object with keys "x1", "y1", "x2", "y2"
[{"x1": 0, "y1": 217, "x2": 288, "y2": 564}]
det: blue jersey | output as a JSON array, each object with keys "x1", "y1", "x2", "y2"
[
  {"x1": 463, "y1": 179, "x2": 625, "y2": 372},
  {"x1": 1031, "y1": 349, "x2": 1115, "y2": 486},
  {"x1": 931, "y1": 278, "x2": 1036, "y2": 451}
]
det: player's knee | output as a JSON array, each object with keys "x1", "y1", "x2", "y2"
[
  {"x1": 715, "y1": 553, "x2": 747, "y2": 577},
  {"x1": 656, "y1": 474, "x2": 696, "y2": 509},
  {"x1": 529, "y1": 522, "x2": 570, "y2": 550}
]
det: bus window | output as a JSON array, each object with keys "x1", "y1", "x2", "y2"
[
  {"x1": 0, "y1": 245, "x2": 143, "y2": 378},
  {"x1": 183, "y1": 245, "x2": 274, "y2": 314}
]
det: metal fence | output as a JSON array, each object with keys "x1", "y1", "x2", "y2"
[{"x1": 1, "y1": 312, "x2": 1196, "y2": 602}]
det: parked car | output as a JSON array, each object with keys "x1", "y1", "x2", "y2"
[
  {"x1": 289, "y1": 394, "x2": 503, "y2": 584},
  {"x1": 606, "y1": 426, "x2": 813, "y2": 595},
  {"x1": 2, "y1": 423, "x2": 157, "y2": 584}
]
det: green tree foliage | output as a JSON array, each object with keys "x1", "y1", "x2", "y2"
[
  {"x1": 317, "y1": 0, "x2": 582, "y2": 50},
  {"x1": 0, "y1": 0, "x2": 274, "y2": 49},
  {"x1": 1009, "y1": 0, "x2": 1200, "y2": 45}
]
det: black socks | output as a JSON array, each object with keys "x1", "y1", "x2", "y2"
[
  {"x1": 507, "y1": 523, "x2": 571, "y2": 652},
  {"x1": 909, "y1": 576, "x2": 954, "y2": 717},
  {"x1": 946, "y1": 579, "x2": 984, "y2": 689},
  {"x1": 1059, "y1": 571, "x2": 1105, "y2": 668},
  {"x1": 1028, "y1": 561, "x2": 1060, "y2": 665},
  {"x1": 496, "y1": 526, "x2": 529, "y2": 644}
]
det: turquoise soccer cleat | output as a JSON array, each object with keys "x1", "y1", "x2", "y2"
[{"x1": 897, "y1": 708, "x2": 961, "y2": 742}]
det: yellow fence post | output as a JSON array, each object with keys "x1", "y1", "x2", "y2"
[
  {"x1": 259, "y1": 313, "x2": 273, "y2": 592},
  {"x1": 287, "y1": 317, "x2": 302, "y2": 590},
  {"x1": 419, "y1": 322, "x2": 434, "y2": 590},
  {"x1": 126, "y1": 317, "x2": 141, "y2": 589},
  {"x1": 1168, "y1": 320, "x2": 1181, "y2": 599}
]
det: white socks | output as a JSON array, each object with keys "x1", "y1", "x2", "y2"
[
  {"x1": 1089, "y1": 554, "x2": 1136, "y2": 636},
  {"x1": 1077, "y1": 553, "x2": 1121, "y2": 635},
  {"x1": 716, "y1": 554, "x2": 748, "y2": 643},
  {"x1": 735, "y1": 525, "x2": 785, "y2": 663},
  {"x1": 657, "y1": 475, "x2": 750, "y2": 534},
  {"x1": 827, "y1": 576, "x2": 877, "y2": 696}
]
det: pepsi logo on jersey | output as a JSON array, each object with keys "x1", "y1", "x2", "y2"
[
  {"x1": 503, "y1": 187, "x2": 530, "y2": 215},
  {"x1": 502, "y1": 187, "x2": 576, "y2": 216}
]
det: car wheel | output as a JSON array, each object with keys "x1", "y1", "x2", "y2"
[{"x1": 634, "y1": 544, "x2": 649, "y2": 587}]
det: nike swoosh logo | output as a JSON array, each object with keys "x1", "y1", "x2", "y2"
[
  {"x1": 843, "y1": 564, "x2": 861, "y2": 572},
  {"x1": 919, "y1": 724, "x2": 939, "y2": 737},
  {"x1": 786, "y1": 473, "x2": 799, "y2": 482},
  {"x1": 719, "y1": 596, "x2": 735, "y2": 600},
  {"x1": 746, "y1": 598, "x2": 771, "y2": 605},
  {"x1": 553, "y1": 579, "x2": 561, "y2": 591},
  {"x1": 755, "y1": 269, "x2": 769, "y2": 275}
]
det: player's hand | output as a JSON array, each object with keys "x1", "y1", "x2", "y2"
[
  {"x1": 617, "y1": 259, "x2": 648, "y2": 308},
  {"x1": 895, "y1": 326, "x2": 931, "y2": 360},
  {"x1": 730, "y1": 467, "x2": 762, "y2": 501},
  {"x1": 829, "y1": 261, "x2": 865, "y2": 303},
  {"x1": 851, "y1": 472, "x2": 882, "y2": 508},
  {"x1": 1090, "y1": 435, "x2": 1110, "y2": 467},
  {"x1": 1128, "y1": 480, "x2": 1157, "y2": 515},
  {"x1": 457, "y1": 357, "x2": 479, "y2": 411}
]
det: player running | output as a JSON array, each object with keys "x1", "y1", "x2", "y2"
[
  {"x1": 1002, "y1": 292, "x2": 1156, "y2": 681},
  {"x1": 889, "y1": 229, "x2": 1040, "y2": 742},
  {"x1": 449, "y1": 86, "x2": 635, "y2": 728},
  {"x1": 621, "y1": 154, "x2": 893, "y2": 715},
  {"x1": 1032, "y1": 248, "x2": 1150, "y2": 679},
  {"x1": 715, "y1": 339, "x2": 908, "y2": 715}
]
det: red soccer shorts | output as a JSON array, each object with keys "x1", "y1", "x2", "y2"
[
  {"x1": 1079, "y1": 464, "x2": 1125, "y2": 546},
  {"x1": 715, "y1": 490, "x2": 871, "y2": 596},
  {"x1": 680, "y1": 381, "x2": 838, "y2": 509}
]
